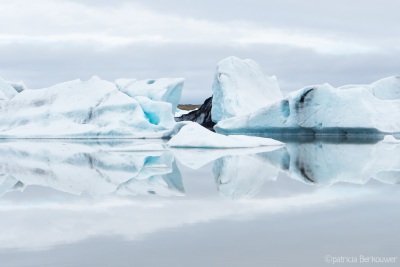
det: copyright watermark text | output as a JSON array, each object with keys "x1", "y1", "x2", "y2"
[{"x1": 324, "y1": 255, "x2": 398, "y2": 264}]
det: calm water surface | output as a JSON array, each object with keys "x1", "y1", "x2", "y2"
[{"x1": 0, "y1": 139, "x2": 399, "y2": 267}]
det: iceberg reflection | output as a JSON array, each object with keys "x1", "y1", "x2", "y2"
[
  {"x1": 212, "y1": 140, "x2": 400, "y2": 198},
  {"x1": 0, "y1": 139, "x2": 399, "y2": 199},
  {"x1": 0, "y1": 141, "x2": 184, "y2": 197},
  {"x1": 0, "y1": 139, "x2": 399, "y2": 251}
]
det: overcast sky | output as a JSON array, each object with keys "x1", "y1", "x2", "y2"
[{"x1": 1, "y1": 0, "x2": 400, "y2": 103}]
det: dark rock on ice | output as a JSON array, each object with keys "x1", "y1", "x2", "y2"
[{"x1": 175, "y1": 96, "x2": 215, "y2": 129}]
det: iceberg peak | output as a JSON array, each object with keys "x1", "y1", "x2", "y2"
[{"x1": 211, "y1": 56, "x2": 283, "y2": 123}]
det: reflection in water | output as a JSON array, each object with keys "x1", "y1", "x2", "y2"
[
  {"x1": 213, "y1": 154, "x2": 279, "y2": 199},
  {"x1": 0, "y1": 140, "x2": 399, "y2": 198},
  {"x1": 0, "y1": 141, "x2": 184, "y2": 197},
  {"x1": 213, "y1": 141, "x2": 400, "y2": 198},
  {"x1": 0, "y1": 139, "x2": 399, "y2": 261},
  {"x1": 280, "y1": 142, "x2": 400, "y2": 185}
]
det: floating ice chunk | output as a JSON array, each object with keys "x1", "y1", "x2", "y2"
[
  {"x1": 211, "y1": 56, "x2": 282, "y2": 122},
  {"x1": 215, "y1": 78, "x2": 400, "y2": 135},
  {"x1": 168, "y1": 122, "x2": 284, "y2": 148},
  {"x1": 0, "y1": 77, "x2": 18, "y2": 100},
  {"x1": 118, "y1": 78, "x2": 184, "y2": 113}
]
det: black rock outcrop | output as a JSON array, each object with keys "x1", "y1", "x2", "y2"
[{"x1": 175, "y1": 97, "x2": 215, "y2": 129}]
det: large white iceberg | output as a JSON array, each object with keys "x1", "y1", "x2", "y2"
[
  {"x1": 211, "y1": 56, "x2": 282, "y2": 123},
  {"x1": 0, "y1": 76, "x2": 182, "y2": 138},
  {"x1": 215, "y1": 76, "x2": 400, "y2": 135},
  {"x1": 168, "y1": 122, "x2": 284, "y2": 148}
]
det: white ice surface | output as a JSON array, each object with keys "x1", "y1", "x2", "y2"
[
  {"x1": 211, "y1": 56, "x2": 282, "y2": 122},
  {"x1": 168, "y1": 122, "x2": 284, "y2": 148}
]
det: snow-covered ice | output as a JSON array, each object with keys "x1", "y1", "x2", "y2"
[
  {"x1": 168, "y1": 122, "x2": 284, "y2": 148},
  {"x1": 0, "y1": 76, "x2": 182, "y2": 138},
  {"x1": 215, "y1": 76, "x2": 400, "y2": 135},
  {"x1": 211, "y1": 56, "x2": 282, "y2": 123}
]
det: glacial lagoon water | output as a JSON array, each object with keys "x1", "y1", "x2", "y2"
[{"x1": 0, "y1": 139, "x2": 399, "y2": 267}]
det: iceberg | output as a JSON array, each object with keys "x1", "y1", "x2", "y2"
[
  {"x1": 211, "y1": 56, "x2": 282, "y2": 123},
  {"x1": 167, "y1": 122, "x2": 284, "y2": 148},
  {"x1": 215, "y1": 76, "x2": 400, "y2": 135},
  {"x1": 0, "y1": 76, "x2": 181, "y2": 138}
]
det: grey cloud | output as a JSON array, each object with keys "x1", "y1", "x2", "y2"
[
  {"x1": 130, "y1": 0, "x2": 400, "y2": 39},
  {"x1": 1, "y1": 42, "x2": 399, "y2": 103}
]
